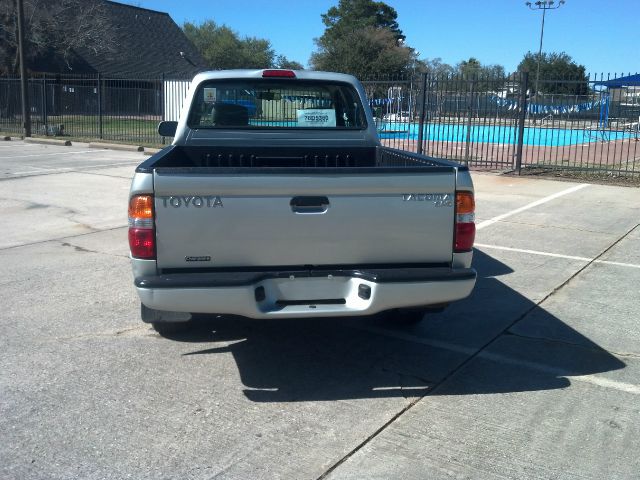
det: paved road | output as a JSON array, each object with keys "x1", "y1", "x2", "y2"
[{"x1": 1, "y1": 140, "x2": 639, "y2": 479}]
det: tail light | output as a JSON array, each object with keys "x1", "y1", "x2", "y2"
[
  {"x1": 454, "y1": 191, "x2": 475, "y2": 252},
  {"x1": 128, "y1": 194, "x2": 156, "y2": 259},
  {"x1": 262, "y1": 69, "x2": 296, "y2": 78}
]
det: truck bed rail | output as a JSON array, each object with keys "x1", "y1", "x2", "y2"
[{"x1": 136, "y1": 145, "x2": 467, "y2": 173}]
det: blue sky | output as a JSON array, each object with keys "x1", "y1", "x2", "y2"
[{"x1": 125, "y1": 0, "x2": 638, "y2": 74}]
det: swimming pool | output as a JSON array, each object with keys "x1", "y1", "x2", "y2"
[{"x1": 377, "y1": 123, "x2": 632, "y2": 147}]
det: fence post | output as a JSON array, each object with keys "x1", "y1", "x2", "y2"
[
  {"x1": 515, "y1": 71, "x2": 529, "y2": 174},
  {"x1": 17, "y1": 0, "x2": 31, "y2": 137},
  {"x1": 41, "y1": 75, "x2": 47, "y2": 131},
  {"x1": 464, "y1": 78, "x2": 475, "y2": 164},
  {"x1": 161, "y1": 73, "x2": 165, "y2": 145},
  {"x1": 97, "y1": 73, "x2": 103, "y2": 140},
  {"x1": 416, "y1": 73, "x2": 427, "y2": 155}
]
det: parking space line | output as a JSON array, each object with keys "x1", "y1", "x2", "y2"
[
  {"x1": 354, "y1": 325, "x2": 477, "y2": 356},
  {"x1": 476, "y1": 183, "x2": 590, "y2": 230},
  {"x1": 356, "y1": 326, "x2": 640, "y2": 395},
  {"x1": 475, "y1": 243, "x2": 640, "y2": 270},
  {"x1": 479, "y1": 350, "x2": 640, "y2": 395},
  {"x1": 0, "y1": 224, "x2": 127, "y2": 251},
  {"x1": 10, "y1": 162, "x2": 135, "y2": 175},
  {"x1": 2, "y1": 150, "x2": 106, "y2": 159},
  {"x1": 569, "y1": 375, "x2": 640, "y2": 394},
  {"x1": 372, "y1": 386, "x2": 431, "y2": 391},
  {"x1": 596, "y1": 259, "x2": 640, "y2": 269},
  {"x1": 475, "y1": 243, "x2": 590, "y2": 262},
  {"x1": 11, "y1": 157, "x2": 136, "y2": 169},
  {"x1": 10, "y1": 167, "x2": 61, "y2": 175}
]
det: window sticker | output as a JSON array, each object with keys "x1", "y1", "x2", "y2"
[
  {"x1": 203, "y1": 88, "x2": 217, "y2": 103},
  {"x1": 296, "y1": 109, "x2": 336, "y2": 127}
]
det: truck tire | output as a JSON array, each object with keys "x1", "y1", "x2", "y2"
[
  {"x1": 141, "y1": 303, "x2": 193, "y2": 335},
  {"x1": 392, "y1": 308, "x2": 426, "y2": 324},
  {"x1": 384, "y1": 304, "x2": 448, "y2": 324},
  {"x1": 151, "y1": 321, "x2": 192, "y2": 335}
]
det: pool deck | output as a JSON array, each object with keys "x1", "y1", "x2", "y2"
[{"x1": 381, "y1": 137, "x2": 640, "y2": 173}]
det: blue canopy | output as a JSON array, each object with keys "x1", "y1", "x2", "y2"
[{"x1": 594, "y1": 74, "x2": 640, "y2": 88}]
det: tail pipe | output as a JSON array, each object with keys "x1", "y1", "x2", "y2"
[{"x1": 454, "y1": 191, "x2": 475, "y2": 252}]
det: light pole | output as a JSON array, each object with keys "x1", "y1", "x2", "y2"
[{"x1": 526, "y1": 1, "x2": 565, "y2": 99}]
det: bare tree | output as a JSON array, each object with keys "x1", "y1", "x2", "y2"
[{"x1": 0, "y1": 0, "x2": 116, "y2": 73}]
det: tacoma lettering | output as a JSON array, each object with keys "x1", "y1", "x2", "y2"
[{"x1": 402, "y1": 193, "x2": 453, "y2": 207}]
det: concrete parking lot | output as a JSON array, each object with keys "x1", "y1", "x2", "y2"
[{"x1": 1, "y1": 140, "x2": 639, "y2": 479}]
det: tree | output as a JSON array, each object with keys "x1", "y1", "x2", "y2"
[
  {"x1": 319, "y1": 0, "x2": 404, "y2": 45},
  {"x1": 450, "y1": 57, "x2": 505, "y2": 92},
  {"x1": 416, "y1": 57, "x2": 455, "y2": 77},
  {"x1": 311, "y1": 26, "x2": 414, "y2": 78},
  {"x1": 311, "y1": 0, "x2": 415, "y2": 77},
  {"x1": 456, "y1": 57, "x2": 505, "y2": 79},
  {"x1": 457, "y1": 57, "x2": 482, "y2": 78},
  {"x1": 275, "y1": 55, "x2": 304, "y2": 70},
  {"x1": 0, "y1": 0, "x2": 116, "y2": 73},
  {"x1": 241, "y1": 37, "x2": 275, "y2": 69},
  {"x1": 183, "y1": 20, "x2": 276, "y2": 69},
  {"x1": 518, "y1": 52, "x2": 588, "y2": 95}
]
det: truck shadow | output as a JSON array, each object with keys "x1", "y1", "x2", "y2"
[{"x1": 164, "y1": 250, "x2": 625, "y2": 402}]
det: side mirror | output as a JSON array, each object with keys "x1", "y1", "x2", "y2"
[{"x1": 158, "y1": 121, "x2": 178, "y2": 137}]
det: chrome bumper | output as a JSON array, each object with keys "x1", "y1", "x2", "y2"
[{"x1": 135, "y1": 267, "x2": 476, "y2": 320}]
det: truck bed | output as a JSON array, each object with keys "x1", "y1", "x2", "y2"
[{"x1": 143, "y1": 147, "x2": 463, "y2": 269}]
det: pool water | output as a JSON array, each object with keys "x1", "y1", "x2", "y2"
[{"x1": 377, "y1": 123, "x2": 632, "y2": 147}]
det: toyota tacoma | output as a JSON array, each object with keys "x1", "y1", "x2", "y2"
[{"x1": 128, "y1": 69, "x2": 476, "y2": 333}]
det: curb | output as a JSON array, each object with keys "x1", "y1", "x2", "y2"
[
  {"x1": 89, "y1": 142, "x2": 144, "y2": 152},
  {"x1": 24, "y1": 137, "x2": 72, "y2": 146}
]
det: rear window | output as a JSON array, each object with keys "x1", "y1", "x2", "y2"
[{"x1": 188, "y1": 79, "x2": 367, "y2": 130}]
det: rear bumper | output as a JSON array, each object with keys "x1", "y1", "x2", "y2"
[{"x1": 134, "y1": 266, "x2": 476, "y2": 320}]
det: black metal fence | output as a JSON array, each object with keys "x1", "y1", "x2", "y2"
[
  {"x1": 1, "y1": 71, "x2": 639, "y2": 175},
  {"x1": 0, "y1": 73, "x2": 191, "y2": 144},
  {"x1": 366, "y1": 72, "x2": 640, "y2": 176}
]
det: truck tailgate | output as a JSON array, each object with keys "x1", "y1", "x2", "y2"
[{"x1": 153, "y1": 168, "x2": 456, "y2": 269}]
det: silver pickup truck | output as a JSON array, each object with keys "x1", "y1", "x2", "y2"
[{"x1": 128, "y1": 69, "x2": 476, "y2": 333}]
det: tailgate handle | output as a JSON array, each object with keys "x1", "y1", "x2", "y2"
[{"x1": 290, "y1": 196, "x2": 330, "y2": 214}]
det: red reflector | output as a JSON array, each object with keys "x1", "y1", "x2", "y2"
[
  {"x1": 454, "y1": 223, "x2": 476, "y2": 252},
  {"x1": 262, "y1": 69, "x2": 296, "y2": 78},
  {"x1": 129, "y1": 228, "x2": 156, "y2": 259}
]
